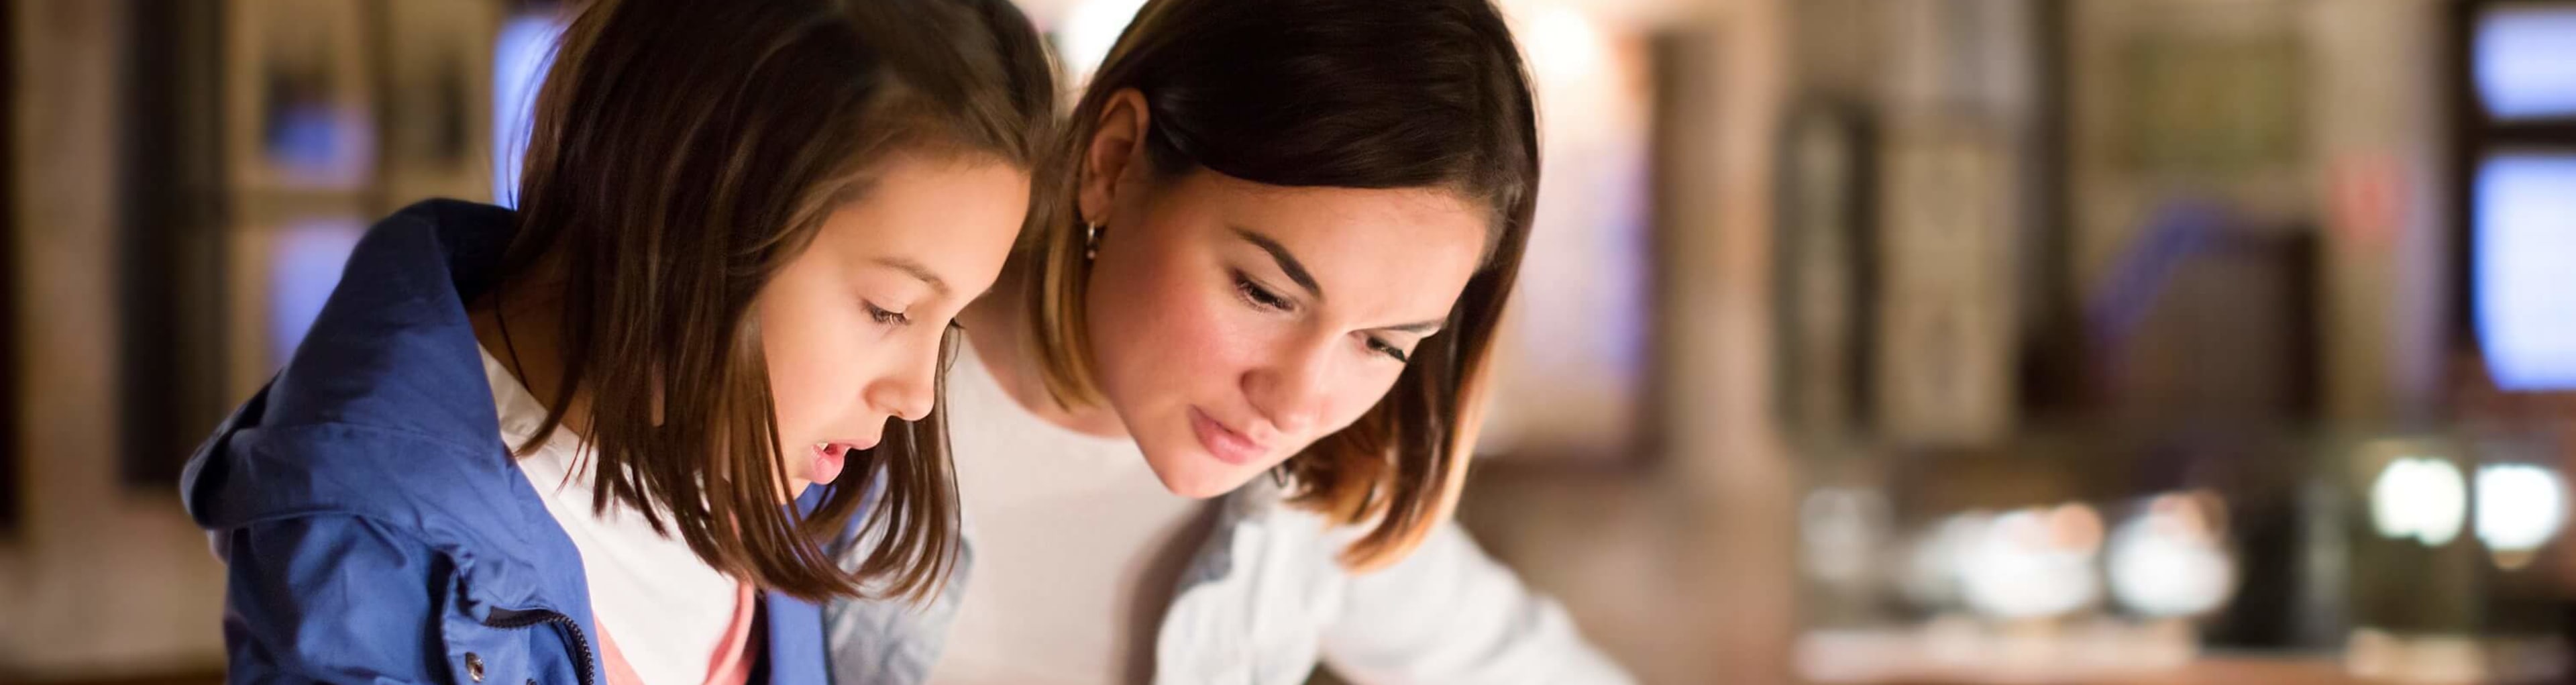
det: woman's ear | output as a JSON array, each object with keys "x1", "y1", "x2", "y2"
[{"x1": 1077, "y1": 89, "x2": 1152, "y2": 226}]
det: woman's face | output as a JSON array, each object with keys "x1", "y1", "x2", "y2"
[
  {"x1": 1078, "y1": 92, "x2": 1490, "y2": 498},
  {"x1": 763, "y1": 154, "x2": 1030, "y2": 497}
]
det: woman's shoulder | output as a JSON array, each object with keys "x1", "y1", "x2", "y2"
[{"x1": 1205, "y1": 480, "x2": 1358, "y2": 574}]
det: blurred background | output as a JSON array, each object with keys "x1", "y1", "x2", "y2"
[{"x1": 3, "y1": 0, "x2": 2572, "y2": 683}]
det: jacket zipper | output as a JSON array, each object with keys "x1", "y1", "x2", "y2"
[{"x1": 484, "y1": 611, "x2": 598, "y2": 685}]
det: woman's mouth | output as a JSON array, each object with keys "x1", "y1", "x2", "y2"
[{"x1": 1189, "y1": 407, "x2": 1268, "y2": 466}]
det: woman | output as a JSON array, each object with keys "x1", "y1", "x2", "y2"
[
  {"x1": 824, "y1": 0, "x2": 1633, "y2": 683},
  {"x1": 180, "y1": 0, "x2": 1054, "y2": 683}
]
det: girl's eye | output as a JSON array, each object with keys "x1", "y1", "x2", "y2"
[
  {"x1": 865, "y1": 303, "x2": 911, "y2": 326},
  {"x1": 1234, "y1": 273, "x2": 1294, "y2": 313},
  {"x1": 1365, "y1": 336, "x2": 1411, "y2": 364}
]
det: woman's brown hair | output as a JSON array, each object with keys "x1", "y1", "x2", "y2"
[
  {"x1": 1020, "y1": 0, "x2": 1540, "y2": 570},
  {"x1": 498, "y1": 0, "x2": 1055, "y2": 602}
]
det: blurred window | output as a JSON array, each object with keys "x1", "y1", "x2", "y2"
[
  {"x1": 2472, "y1": 154, "x2": 2576, "y2": 390},
  {"x1": 2474, "y1": 5, "x2": 2576, "y2": 121},
  {"x1": 2461, "y1": 1, "x2": 2576, "y2": 392},
  {"x1": 492, "y1": 13, "x2": 565, "y2": 207}
]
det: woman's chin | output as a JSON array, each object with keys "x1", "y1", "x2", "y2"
[{"x1": 1139, "y1": 447, "x2": 1256, "y2": 499}]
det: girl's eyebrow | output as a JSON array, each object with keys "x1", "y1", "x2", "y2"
[
  {"x1": 872, "y1": 256, "x2": 950, "y2": 297},
  {"x1": 1381, "y1": 319, "x2": 1444, "y2": 335}
]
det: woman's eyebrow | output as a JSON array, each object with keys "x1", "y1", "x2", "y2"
[{"x1": 1232, "y1": 226, "x2": 1321, "y2": 301}]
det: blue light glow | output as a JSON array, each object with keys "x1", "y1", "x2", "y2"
[
  {"x1": 492, "y1": 15, "x2": 566, "y2": 207},
  {"x1": 2475, "y1": 154, "x2": 2576, "y2": 390},
  {"x1": 2475, "y1": 6, "x2": 2576, "y2": 121},
  {"x1": 268, "y1": 219, "x2": 368, "y2": 368}
]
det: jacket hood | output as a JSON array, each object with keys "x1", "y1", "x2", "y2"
[{"x1": 180, "y1": 198, "x2": 579, "y2": 616}]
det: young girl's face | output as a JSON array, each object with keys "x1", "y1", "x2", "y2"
[
  {"x1": 762, "y1": 155, "x2": 1030, "y2": 497},
  {"x1": 1085, "y1": 168, "x2": 1489, "y2": 499}
]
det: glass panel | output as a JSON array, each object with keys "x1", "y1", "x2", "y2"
[
  {"x1": 2473, "y1": 152, "x2": 2576, "y2": 390},
  {"x1": 2475, "y1": 5, "x2": 2576, "y2": 121}
]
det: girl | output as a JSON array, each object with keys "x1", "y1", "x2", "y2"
[
  {"x1": 180, "y1": 0, "x2": 1053, "y2": 683},
  {"x1": 823, "y1": 0, "x2": 1633, "y2": 683}
]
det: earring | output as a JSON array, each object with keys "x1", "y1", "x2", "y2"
[{"x1": 1083, "y1": 221, "x2": 1104, "y2": 261}]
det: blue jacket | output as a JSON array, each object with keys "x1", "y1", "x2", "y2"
[{"x1": 180, "y1": 199, "x2": 830, "y2": 685}]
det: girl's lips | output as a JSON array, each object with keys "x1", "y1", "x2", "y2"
[{"x1": 809, "y1": 441, "x2": 853, "y2": 484}]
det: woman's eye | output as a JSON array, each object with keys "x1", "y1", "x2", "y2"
[
  {"x1": 865, "y1": 303, "x2": 911, "y2": 326},
  {"x1": 1234, "y1": 273, "x2": 1293, "y2": 313},
  {"x1": 1366, "y1": 337, "x2": 1411, "y2": 364}
]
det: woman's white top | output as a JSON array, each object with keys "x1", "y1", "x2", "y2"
[
  {"x1": 930, "y1": 343, "x2": 1208, "y2": 684},
  {"x1": 823, "y1": 339, "x2": 1638, "y2": 685}
]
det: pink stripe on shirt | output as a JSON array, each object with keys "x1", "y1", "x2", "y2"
[{"x1": 595, "y1": 582, "x2": 761, "y2": 685}]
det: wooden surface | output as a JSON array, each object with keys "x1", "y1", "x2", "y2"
[{"x1": 1843, "y1": 657, "x2": 2362, "y2": 685}]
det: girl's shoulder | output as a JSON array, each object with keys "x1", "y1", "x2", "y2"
[
  {"x1": 216, "y1": 511, "x2": 600, "y2": 685},
  {"x1": 197, "y1": 197, "x2": 608, "y2": 685}
]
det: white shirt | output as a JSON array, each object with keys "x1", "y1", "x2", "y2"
[
  {"x1": 822, "y1": 339, "x2": 1638, "y2": 685},
  {"x1": 930, "y1": 341, "x2": 1209, "y2": 685},
  {"x1": 482, "y1": 345, "x2": 741, "y2": 685}
]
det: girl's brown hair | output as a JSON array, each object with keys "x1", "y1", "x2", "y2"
[
  {"x1": 498, "y1": 0, "x2": 1055, "y2": 602},
  {"x1": 1020, "y1": 0, "x2": 1540, "y2": 570}
]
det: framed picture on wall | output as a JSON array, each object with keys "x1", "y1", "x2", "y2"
[
  {"x1": 1872, "y1": 123, "x2": 2018, "y2": 448},
  {"x1": 2065, "y1": 0, "x2": 2306, "y2": 305},
  {"x1": 214, "y1": 214, "x2": 370, "y2": 404},
  {"x1": 225, "y1": 0, "x2": 375, "y2": 193},
  {"x1": 1773, "y1": 101, "x2": 1876, "y2": 447},
  {"x1": 378, "y1": 0, "x2": 501, "y2": 205}
]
